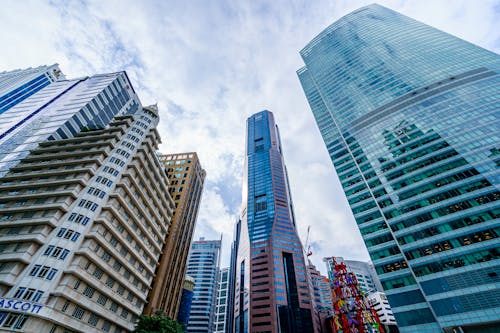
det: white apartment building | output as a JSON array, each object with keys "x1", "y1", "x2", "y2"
[{"x1": 0, "y1": 66, "x2": 174, "y2": 333}]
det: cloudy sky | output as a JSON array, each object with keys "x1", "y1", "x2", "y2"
[{"x1": 1, "y1": 0, "x2": 499, "y2": 272}]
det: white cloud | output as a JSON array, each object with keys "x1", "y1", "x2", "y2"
[{"x1": 1, "y1": 0, "x2": 498, "y2": 274}]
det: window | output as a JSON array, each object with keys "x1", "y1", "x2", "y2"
[
  {"x1": 71, "y1": 232, "x2": 80, "y2": 241},
  {"x1": 88, "y1": 313, "x2": 99, "y2": 326},
  {"x1": 14, "y1": 287, "x2": 26, "y2": 299},
  {"x1": 83, "y1": 286, "x2": 95, "y2": 298},
  {"x1": 105, "y1": 277, "x2": 115, "y2": 288},
  {"x1": 57, "y1": 228, "x2": 66, "y2": 237},
  {"x1": 47, "y1": 268, "x2": 58, "y2": 280},
  {"x1": 93, "y1": 267, "x2": 104, "y2": 280},
  {"x1": 102, "y1": 252, "x2": 111, "y2": 262},
  {"x1": 60, "y1": 249, "x2": 70, "y2": 260},
  {"x1": 44, "y1": 245, "x2": 55, "y2": 256},
  {"x1": 109, "y1": 302, "x2": 118, "y2": 312},
  {"x1": 22, "y1": 289, "x2": 35, "y2": 300},
  {"x1": 102, "y1": 320, "x2": 111, "y2": 332},
  {"x1": 52, "y1": 247, "x2": 62, "y2": 258},
  {"x1": 74, "y1": 279, "x2": 81, "y2": 290},
  {"x1": 32, "y1": 290, "x2": 43, "y2": 302},
  {"x1": 97, "y1": 294, "x2": 108, "y2": 306},
  {"x1": 30, "y1": 265, "x2": 41, "y2": 276},
  {"x1": 72, "y1": 306, "x2": 85, "y2": 319},
  {"x1": 3, "y1": 313, "x2": 20, "y2": 328},
  {"x1": 120, "y1": 309, "x2": 129, "y2": 319},
  {"x1": 61, "y1": 300, "x2": 70, "y2": 313}
]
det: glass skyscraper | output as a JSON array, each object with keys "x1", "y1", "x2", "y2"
[
  {"x1": 185, "y1": 238, "x2": 221, "y2": 333},
  {"x1": 298, "y1": 4, "x2": 499, "y2": 333},
  {"x1": 233, "y1": 110, "x2": 314, "y2": 333}
]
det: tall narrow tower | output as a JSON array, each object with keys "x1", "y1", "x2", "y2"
[
  {"x1": 185, "y1": 238, "x2": 221, "y2": 333},
  {"x1": 234, "y1": 110, "x2": 314, "y2": 333},
  {"x1": 145, "y1": 152, "x2": 206, "y2": 318}
]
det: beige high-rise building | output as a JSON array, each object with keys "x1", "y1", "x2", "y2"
[
  {"x1": 0, "y1": 104, "x2": 174, "y2": 332},
  {"x1": 144, "y1": 152, "x2": 205, "y2": 318}
]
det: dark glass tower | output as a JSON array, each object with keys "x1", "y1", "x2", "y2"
[
  {"x1": 233, "y1": 110, "x2": 314, "y2": 333},
  {"x1": 298, "y1": 4, "x2": 500, "y2": 333}
]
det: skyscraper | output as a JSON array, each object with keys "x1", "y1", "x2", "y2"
[
  {"x1": 226, "y1": 218, "x2": 241, "y2": 333},
  {"x1": 307, "y1": 262, "x2": 333, "y2": 333},
  {"x1": 145, "y1": 152, "x2": 206, "y2": 318},
  {"x1": 234, "y1": 110, "x2": 314, "y2": 333},
  {"x1": 185, "y1": 238, "x2": 221, "y2": 333},
  {"x1": 214, "y1": 267, "x2": 230, "y2": 333},
  {"x1": 298, "y1": 4, "x2": 500, "y2": 333},
  {"x1": 0, "y1": 64, "x2": 63, "y2": 115},
  {"x1": 0, "y1": 66, "x2": 140, "y2": 177}
]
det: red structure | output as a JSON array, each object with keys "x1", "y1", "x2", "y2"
[{"x1": 326, "y1": 257, "x2": 384, "y2": 333}]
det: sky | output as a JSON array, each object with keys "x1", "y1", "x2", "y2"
[{"x1": 1, "y1": 0, "x2": 499, "y2": 273}]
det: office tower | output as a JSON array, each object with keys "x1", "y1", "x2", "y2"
[
  {"x1": 0, "y1": 97, "x2": 174, "y2": 332},
  {"x1": 0, "y1": 67, "x2": 141, "y2": 178},
  {"x1": 226, "y1": 219, "x2": 241, "y2": 333},
  {"x1": 145, "y1": 152, "x2": 206, "y2": 317},
  {"x1": 0, "y1": 64, "x2": 64, "y2": 115},
  {"x1": 308, "y1": 263, "x2": 333, "y2": 333},
  {"x1": 332, "y1": 257, "x2": 382, "y2": 294},
  {"x1": 178, "y1": 276, "x2": 196, "y2": 328},
  {"x1": 324, "y1": 257, "x2": 383, "y2": 333},
  {"x1": 185, "y1": 238, "x2": 221, "y2": 333},
  {"x1": 366, "y1": 292, "x2": 398, "y2": 333},
  {"x1": 234, "y1": 110, "x2": 315, "y2": 333},
  {"x1": 298, "y1": 4, "x2": 500, "y2": 333},
  {"x1": 214, "y1": 267, "x2": 229, "y2": 333}
]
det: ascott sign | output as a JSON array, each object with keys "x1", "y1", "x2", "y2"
[{"x1": 0, "y1": 299, "x2": 43, "y2": 314}]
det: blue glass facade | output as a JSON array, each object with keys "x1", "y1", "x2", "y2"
[
  {"x1": 0, "y1": 74, "x2": 51, "y2": 115},
  {"x1": 0, "y1": 68, "x2": 140, "y2": 177},
  {"x1": 298, "y1": 4, "x2": 500, "y2": 333},
  {"x1": 0, "y1": 64, "x2": 62, "y2": 115},
  {"x1": 234, "y1": 111, "x2": 314, "y2": 332},
  {"x1": 185, "y1": 239, "x2": 221, "y2": 333},
  {"x1": 178, "y1": 288, "x2": 195, "y2": 328}
]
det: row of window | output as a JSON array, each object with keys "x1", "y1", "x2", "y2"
[
  {"x1": 13, "y1": 287, "x2": 44, "y2": 302},
  {"x1": 413, "y1": 248, "x2": 499, "y2": 276},
  {"x1": 109, "y1": 157, "x2": 125, "y2": 167},
  {"x1": 391, "y1": 191, "x2": 500, "y2": 230},
  {"x1": 404, "y1": 228, "x2": 498, "y2": 260},
  {"x1": 68, "y1": 213, "x2": 90, "y2": 225},
  {"x1": 87, "y1": 187, "x2": 106, "y2": 199},
  {"x1": 95, "y1": 175, "x2": 113, "y2": 187},
  {"x1": 103, "y1": 166, "x2": 120, "y2": 177},
  {"x1": 386, "y1": 179, "x2": 492, "y2": 217},
  {"x1": 139, "y1": 115, "x2": 152, "y2": 124},
  {"x1": 115, "y1": 148, "x2": 131, "y2": 159},
  {"x1": 121, "y1": 140, "x2": 135, "y2": 151},
  {"x1": 56, "y1": 228, "x2": 81, "y2": 242},
  {"x1": 0, "y1": 312, "x2": 28, "y2": 330},
  {"x1": 43, "y1": 245, "x2": 70, "y2": 260},
  {"x1": 130, "y1": 127, "x2": 144, "y2": 136},
  {"x1": 125, "y1": 134, "x2": 140, "y2": 144},
  {"x1": 29, "y1": 265, "x2": 58, "y2": 280},
  {"x1": 77, "y1": 199, "x2": 98, "y2": 211}
]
